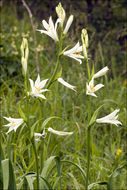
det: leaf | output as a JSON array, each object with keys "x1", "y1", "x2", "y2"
[
  {"x1": 25, "y1": 175, "x2": 34, "y2": 190},
  {"x1": 19, "y1": 102, "x2": 27, "y2": 121},
  {"x1": 107, "y1": 163, "x2": 127, "y2": 190},
  {"x1": 88, "y1": 181, "x2": 108, "y2": 190},
  {"x1": 61, "y1": 160, "x2": 86, "y2": 180},
  {"x1": 41, "y1": 116, "x2": 61, "y2": 130},
  {"x1": 68, "y1": 173, "x2": 81, "y2": 189},
  {"x1": 30, "y1": 118, "x2": 43, "y2": 138},
  {"x1": 54, "y1": 66, "x2": 62, "y2": 81},
  {"x1": 0, "y1": 144, "x2": 4, "y2": 189},
  {"x1": 41, "y1": 156, "x2": 56, "y2": 178},
  {"x1": 55, "y1": 156, "x2": 62, "y2": 190},
  {"x1": 39, "y1": 176, "x2": 52, "y2": 190},
  {"x1": 89, "y1": 104, "x2": 104, "y2": 127},
  {"x1": 1, "y1": 159, "x2": 16, "y2": 190},
  {"x1": 90, "y1": 64, "x2": 94, "y2": 80}
]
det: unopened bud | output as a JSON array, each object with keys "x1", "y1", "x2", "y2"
[
  {"x1": 21, "y1": 38, "x2": 29, "y2": 75},
  {"x1": 82, "y1": 29, "x2": 88, "y2": 49},
  {"x1": 56, "y1": 3, "x2": 66, "y2": 26}
]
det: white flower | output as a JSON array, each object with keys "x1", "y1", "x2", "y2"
[
  {"x1": 96, "y1": 109, "x2": 122, "y2": 126},
  {"x1": 29, "y1": 75, "x2": 48, "y2": 99},
  {"x1": 93, "y1": 66, "x2": 109, "y2": 79},
  {"x1": 48, "y1": 127, "x2": 73, "y2": 136},
  {"x1": 4, "y1": 117, "x2": 24, "y2": 134},
  {"x1": 63, "y1": 42, "x2": 84, "y2": 64},
  {"x1": 86, "y1": 78, "x2": 104, "y2": 97},
  {"x1": 58, "y1": 78, "x2": 76, "y2": 91},
  {"x1": 34, "y1": 129, "x2": 46, "y2": 141},
  {"x1": 63, "y1": 15, "x2": 73, "y2": 34},
  {"x1": 37, "y1": 16, "x2": 61, "y2": 42}
]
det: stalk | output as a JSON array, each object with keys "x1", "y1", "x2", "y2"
[
  {"x1": 32, "y1": 138, "x2": 40, "y2": 189},
  {"x1": 46, "y1": 29, "x2": 63, "y2": 89},
  {"x1": 85, "y1": 126, "x2": 91, "y2": 190}
]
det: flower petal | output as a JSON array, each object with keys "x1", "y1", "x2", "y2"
[
  {"x1": 58, "y1": 78, "x2": 76, "y2": 91},
  {"x1": 48, "y1": 127, "x2": 73, "y2": 136}
]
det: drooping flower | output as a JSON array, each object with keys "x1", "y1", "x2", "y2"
[
  {"x1": 63, "y1": 15, "x2": 73, "y2": 34},
  {"x1": 86, "y1": 78, "x2": 104, "y2": 97},
  {"x1": 63, "y1": 42, "x2": 84, "y2": 64},
  {"x1": 34, "y1": 129, "x2": 46, "y2": 141},
  {"x1": 37, "y1": 16, "x2": 61, "y2": 42},
  {"x1": 58, "y1": 77, "x2": 76, "y2": 91},
  {"x1": 29, "y1": 75, "x2": 48, "y2": 99},
  {"x1": 93, "y1": 66, "x2": 109, "y2": 79},
  {"x1": 48, "y1": 127, "x2": 73, "y2": 136},
  {"x1": 96, "y1": 109, "x2": 122, "y2": 126},
  {"x1": 4, "y1": 117, "x2": 24, "y2": 134}
]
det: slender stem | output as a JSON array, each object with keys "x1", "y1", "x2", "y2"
[
  {"x1": 32, "y1": 138, "x2": 40, "y2": 189},
  {"x1": 46, "y1": 29, "x2": 63, "y2": 89},
  {"x1": 85, "y1": 97, "x2": 91, "y2": 189},
  {"x1": 85, "y1": 127, "x2": 91, "y2": 190}
]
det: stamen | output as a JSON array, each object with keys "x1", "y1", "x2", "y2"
[
  {"x1": 35, "y1": 86, "x2": 41, "y2": 92},
  {"x1": 75, "y1": 51, "x2": 81, "y2": 55},
  {"x1": 90, "y1": 85, "x2": 95, "y2": 92}
]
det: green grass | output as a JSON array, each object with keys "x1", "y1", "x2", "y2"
[{"x1": 0, "y1": 4, "x2": 127, "y2": 190}]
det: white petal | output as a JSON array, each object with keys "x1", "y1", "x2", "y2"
[
  {"x1": 42, "y1": 20, "x2": 49, "y2": 30},
  {"x1": 94, "y1": 84, "x2": 104, "y2": 91},
  {"x1": 55, "y1": 18, "x2": 62, "y2": 31},
  {"x1": 64, "y1": 42, "x2": 80, "y2": 55},
  {"x1": 39, "y1": 79, "x2": 48, "y2": 88},
  {"x1": 63, "y1": 15, "x2": 73, "y2": 34},
  {"x1": 48, "y1": 127, "x2": 73, "y2": 136},
  {"x1": 58, "y1": 78, "x2": 76, "y2": 91},
  {"x1": 35, "y1": 74, "x2": 40, "y2": 86},
  {"x1": 68, "y1": 55, "x2": 82, "y2": 64},
  {"x1": 35, "y1": 93, "x2": 46, "y2": 99},
  {"x1": 86, "y1": 91, "x2": 97, "y2": 97},
  {"x1": 93, "y1": 66, "x2": 109, "y2": 79}
]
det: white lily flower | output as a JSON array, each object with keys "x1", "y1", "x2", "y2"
[
  {"x1": 37, "y1": 16, "x2": 61, "y2": 42},
  {"x1": 4, "y1": 117, "x2": 24, "y2": 134},
  {"x1": 58, "y1": 78, "x2": 76, "y2": 91},
  {"x1": 86, "y1": 78, "x2": 104, "y2": 97},
  {"x1": 34, "y1": 129, "x2": 46, "y2": 141},
  {"x1": 63, "y1": 42, "x2": 84, "y2": 64},
  {"x1": 48, "y1": 127, "x2": 73, "y2": 136},
  {"x1": 93, "y1": 66, "x2": 109, "y2": 79},
  {"x1": 28, "y1": 74, "x2": 48, "y2": 99},
  {"x1": 96, "y1": 109, "x2": 122, "y2": 126},
  {"x1": 63, "y1": 15, "x2": 73, "y2": 34}
]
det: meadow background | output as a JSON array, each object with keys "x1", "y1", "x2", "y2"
[{"x1": 0, "y1": 0, "x2": 127, "y2": 189}]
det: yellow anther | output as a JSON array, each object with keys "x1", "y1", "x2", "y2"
[
  {"x1": 35, "y1": 86, "x2": 41, "y2": 92},
  {"x1": 90, "y1": 85, "x2": 95, "y2": 92},
  {"x1": 75, "y1": 51, "x2": 81, "y2": 55},
  {"x1": 12, "y1": 121, "x2": 16, "y2": 127}
]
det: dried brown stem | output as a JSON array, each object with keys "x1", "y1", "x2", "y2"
[{"x1": 21, "y1": 0, "x2": 40, "y2": 73}]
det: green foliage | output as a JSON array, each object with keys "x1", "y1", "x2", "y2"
[{"x1": 0, "y1": 1, "x2": 127, "y2": 190}]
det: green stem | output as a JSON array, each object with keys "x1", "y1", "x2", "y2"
[
  {"x1": 85, "y1": 96, "x2": 91, "y2": 189},
  {"x1": 32, "y1": 138, "x2": 39, "y2": 189},
  {"x1": 46, "y1": 29, "x2": 63, "y2": 89},
  {"x1": 85, "y1": 127, "x2": 91, "y2": 190}
]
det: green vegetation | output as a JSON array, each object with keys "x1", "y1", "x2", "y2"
[{"x1": 0, "y1": 1, "x2": 126, "y2": 190}]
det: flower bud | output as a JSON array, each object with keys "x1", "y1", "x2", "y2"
[
  {"x1": 21, "y1": 38, "x2": 29, "y2": 75},
  {"x1": 63, "y1": 15, "x2": 73, "y2": 34},
  {"x1": 82, "y1": 29, "x2": 88, "y2": 48},
  {"x1": 56, "y1": 3, "x2": 66, "y2": 26}
]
